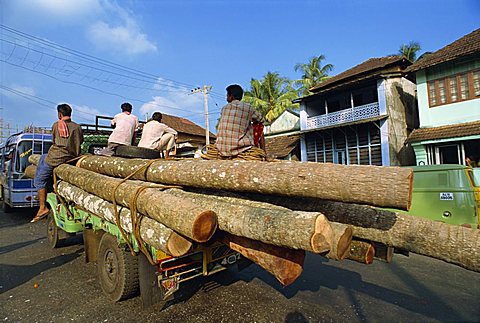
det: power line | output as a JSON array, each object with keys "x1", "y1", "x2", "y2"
[
  {"x1": 0, "y1": 24, "x2": 198, "y2": 90},
  {"x1": 0, "y1": 85, "x2": 92, "y2": 122},
  {"x1": 0, "y1": 24, "x2": 216, "y2": 120}
]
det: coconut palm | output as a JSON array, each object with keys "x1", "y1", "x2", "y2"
[
  {"x1": 244, "y1": 72, "x2": 299, "y2": 123},
  {"x1": 398, "y1": 41, "x2": 422, "y2": 62},
  {"x1": 294, "y1": 54, "x2": 334, "y2": 96}
]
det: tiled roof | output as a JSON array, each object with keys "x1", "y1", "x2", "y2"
[
  {"x1": 265, "y1": 134, "x2": 300, "y2": 158},
  {"x1": 407, "y1": 120, "x2": 480, "y2": 143},
  {"x1": 406, "y1": 28, "x2": 480, "y2": 73},
  {"x1": 309, "y1": 56, "x2": 410, "y2": 93},
  {"x1": 162, "y1": 113, "x2": 216, "y2": 139}
]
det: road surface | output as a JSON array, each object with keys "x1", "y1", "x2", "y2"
[{"x1": 1, "y1": 207, "x2": 479, "y2": 322}]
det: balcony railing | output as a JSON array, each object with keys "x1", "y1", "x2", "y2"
[{"x1": 305, "y1": 102, "x2": 380, "y2": 130}]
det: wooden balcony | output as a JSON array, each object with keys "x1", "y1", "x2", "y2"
[{"x1": 305, "y1": 102, "x2": 381, "y2": 130}]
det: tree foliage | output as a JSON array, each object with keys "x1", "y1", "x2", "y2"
[
  {"x1": 398, "y1": 41, "x2": 422, "y2": 62},
  {"x1": 294, "y1": 55, "x2": 334, "y2": 96},
  {"x1": 244, "y1": 72, "x2": 299, "y2": 123}
]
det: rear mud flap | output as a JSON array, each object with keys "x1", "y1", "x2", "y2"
[{"x1": 139, "y1": 254, "x2": 167, "y2": 308}]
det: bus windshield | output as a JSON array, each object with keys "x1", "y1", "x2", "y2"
[{"x1": 15, "y1": 140, "x2": 52, "y2": 173}]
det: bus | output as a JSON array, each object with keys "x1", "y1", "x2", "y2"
[{"x1": 0, "y1": 130, "x2": 52, "y2": 212}]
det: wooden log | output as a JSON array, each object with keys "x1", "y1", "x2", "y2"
[
  {"x1": 28, "y1": 154, "x2": 40, "y2": 166},
  {"x1": 219, "y1": 232, "x2": 305, "y2": 286},
  {"x1": 165, "y1": 189, "x2": 337, "y2": 253},
  {"x1": 25, "y1": 165, "x2": 36, "y2": 179},
  {"x1": 32, "y1": 161, "x2": 347, "y2": 255},
  {"x1": 322, "y1": 223, "x2": 353, "y2": 260},
  {"x1": 347, "y1": 240, "x2": 375, "y2": 264},
  {"x1": 75, "y1": 155, "x2": 413, "y2": 210},
  {"x1": 56, "y1": 181, "x2": 192, "y2": 257},
  {"x1": 235, "y1": 193, "x2": 480, "y2": 273},
  {"x1": 54, "y1": 164, "x2": 217, "y2": 243}
]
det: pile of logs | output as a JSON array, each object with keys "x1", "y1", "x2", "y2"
[{"x1": 26, "y1": 155, "x2": 480, "y2": 286}]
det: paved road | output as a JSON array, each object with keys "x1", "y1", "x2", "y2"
[{"x1": 1, "y1": 207, "x2": 479, "y2": 322}]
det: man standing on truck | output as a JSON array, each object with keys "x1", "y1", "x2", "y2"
[
  {"x1": 32, "y1": 104, "x2": 83, "y2": 223},
  {"x1": 138, "y1": 112, "x2": 178, "y2": 158},
  {"x1": 210, "y1": 84, "x2": 266, "y2": 160},
  {"x1": 98, "y1": 102, "x2": 139, "y2": 156}
]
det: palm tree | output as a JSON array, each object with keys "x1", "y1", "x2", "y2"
[
  {"x1": 294, "y1": 55, "x2": 334, "y2": 96},
  {"x1": 398, "y1": 41, "x2": 422, "y2": 62},
  {"x1": 244, "y1": 72, "x2": 299, "y2": 123}
]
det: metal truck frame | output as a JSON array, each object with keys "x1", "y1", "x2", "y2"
[{"x1": 46, "y1": 192, "x2": 244, "y2": 306}]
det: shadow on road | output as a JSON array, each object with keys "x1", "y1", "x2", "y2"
[
  {"x1": 0, "y1": 207, "x2": 38, "y2": 229},
  {"x1": 0, "y1": 237, "x2": 45, "y2": 255},
  {"x1": 0, "y1": 247, "x2": 83, "y2": 292},
  {"x1": 206, "y1": 253, "x2": 465, "y2": 322}
]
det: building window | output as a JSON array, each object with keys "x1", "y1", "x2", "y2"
[
  {"x1": 427, "y1": 69, "x2": 480, "y2": 107},
  {"x1": 473, "y1": 70, "x2": 480, "y2": 97}
]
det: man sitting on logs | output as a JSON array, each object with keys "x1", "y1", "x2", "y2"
[
  {"x1": 138, "y1": 112, "x2": 178, "y2": 158},
  {"x1": 32, "y1": 104, "x2": 84, "y2": 222},
  {"x1": 97, "y1": 102, "x2": 139, "y2": 156},
  {"x1": 203, "y1": 84, "x2": 266, "y2": 161}
]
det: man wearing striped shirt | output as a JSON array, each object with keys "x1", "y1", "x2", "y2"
[{"x1": 215, "y1": 84, "x2": 265, "y2": 157}]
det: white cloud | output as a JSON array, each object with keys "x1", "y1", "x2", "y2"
[
  {"x1": 140, "y1": 90, "x2": 203, "y2": 120},
  {"x1": 87, "y1": 21, "x2": 157, "y2": 56},
  {"x1": 11, "y1": 85, "x2": 36, "y2": 97},
  {"x1": 19, "y1": 0, "x2": 101, "y2": 19},
  {"x1": 71, "y1": 104, "x2": 104, "y2": 123},
  {"x1": 1, "y1": 84, "x2": 36, "y2": 100},
  {"x1": 86, "y1": 1, "x2": 157, "y2": 56}
]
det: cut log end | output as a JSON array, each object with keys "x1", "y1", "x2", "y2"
[
  {"x1": 220, "y1": 233, "x2": 305, "y2": 286},
  {"x1": 192, "y1": 210, "x2": 218, "y2": 243},
  {"x1": 166, "y1": 233, "x2": 193, "y2": 257},
  {"x1": 311, "y1": 214, "x2": 334, "y2": 253},
  {"x1": 310, "y1": 233, "x2": 330, "y2": 254},
  {"x1": 348, "y1": 240, "x2": 375, "y2": 264},
  {"x1": 336, "y1": 226, "x2": 353, "y2": 260}
]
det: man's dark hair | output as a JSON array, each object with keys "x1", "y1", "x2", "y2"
[
  {"x1": 226, "y1": 84, "x2": 244, "y2": 100},
  {"x1": 152, "y1": 112, "x2": 162, "y2": 122},
  {"x1": 121, "y1": 102, "x2": 133, "y2": 112},
  {"x1": 57, "y1": 104, "x2": 72, "y2": 117}
]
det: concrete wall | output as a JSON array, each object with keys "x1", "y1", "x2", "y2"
[
  {"x1": 416, "y1": 58, "x2": 480, "y2": 127},
  {"x1": 265, "y1": 111, "x2": 300, "y2": 135}
]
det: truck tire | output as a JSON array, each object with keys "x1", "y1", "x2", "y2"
[
  {"x1": 114, "y1": 146, "x2": 160, "y2": 159},
  {"x1": 97, "y1": 233, "x2": 139, "y2": 302},
  {"x1": 47, "y1": 212, "x2": 64, "y2": 248}
]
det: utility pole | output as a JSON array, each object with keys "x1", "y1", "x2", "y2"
[{"x1": 190, "y1": 85, "x2": 212, "y2": 145}]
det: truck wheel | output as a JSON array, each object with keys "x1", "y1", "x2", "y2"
[
  {"x1": 114, "y1": 145, "x2": 161, "y2": 159},
  {"x1": 47, "y1": 212, "x2": 64, "y2": 248},
  {"x1": 97, "y1": 233, "x2": 139, "y2": 302}
]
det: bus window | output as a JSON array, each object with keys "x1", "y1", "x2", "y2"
[{"x1": 15, "y1": 141, "x2": 33, "y2": 173}]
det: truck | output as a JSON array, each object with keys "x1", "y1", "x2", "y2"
[
  {"x1": 398, "y1": 165, "x2": 480, "y2": 229},
  {"x1": 45, "y1": 192, "x2": 244, "y2": 306},
  {"x1": 0, "y1": 130, "x2": 52, "y2": 212}
]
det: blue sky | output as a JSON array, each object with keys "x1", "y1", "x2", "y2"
[{"x1": 0, "y1": 0, "x2": 478, "y2": 141}]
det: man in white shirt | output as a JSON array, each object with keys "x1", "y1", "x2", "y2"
[
  {"x1": 138, "y1": 112, "x2": 177, "y2": 158},
  {"x1": 98, "y1": 102, "x2": 139, "y2": 156}
]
